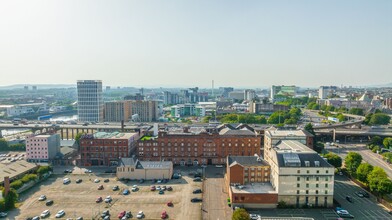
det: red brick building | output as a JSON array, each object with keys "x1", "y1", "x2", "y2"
[
  {"x1": 137, "y1": 126, "x2": 261, "y2": 165},
  {"x1": 80, "y1": 132, "x2": 139, "y2": 166},
  {"x1": 226, "y1": 156, "x2": 278, "y2": 209}
]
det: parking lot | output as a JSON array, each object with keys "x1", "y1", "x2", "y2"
[
  {"x1": 12, "y1": 170, "x2": 203, "y2": 219},
  {"x1": 334, "y1": 175, "x2": 391, "y2": 219}
]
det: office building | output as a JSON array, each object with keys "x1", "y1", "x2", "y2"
[
  {"x1": 270, "y1": 85, "x2": 297, "y2": 102},
  {"x1": 319, "y1": 86, "x2": 338, "y2": 99},
  {"x1": 130, "y1": 100, "x2": 159, "y2": 122},
  {"x1": 26, "y1": 134, "x2": 61, "y2": 162},
  {"x1": 104, "y1": 101, "x2": 132, "y2": 122},
  {"x1": 77, "y1": 80, "x2": 104, "y2": 122},
  {"x1": 244, "y1": 89, "x2": 256, "y2": 101},
  {"x1": 80, "y1": 132, "x2": 140, "y2": 166}
]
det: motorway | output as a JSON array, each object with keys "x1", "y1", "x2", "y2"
[{"x1": 328, "y1": 144, "x2": 392, "y2": 179}]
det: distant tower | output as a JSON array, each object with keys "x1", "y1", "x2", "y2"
[{"x1": 77, "y1": 80, "x2": 104, "y2": 122}]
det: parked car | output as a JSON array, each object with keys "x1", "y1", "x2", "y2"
[
  {"x1": 125, "y1": 211, "x2": 132, "y2": 218},
  {"x1": 123, "y1": 189, "x2": 130, "y2": 195},
  {"x1": 94, "y1": 179, "x2": 100, "y2": 183},
  {"x1": 45, "y1": 200, "x2": 53, "y2": 206},
  {"x1": 118, "y1": 211, "x2": 126, "y2": 219},
  {"x1": 104, "y1": 178, "x2": 110, "y2": 183},
  {"x1": 136, "y1": 211, "x2": 144, "y2": 219},
  {"x1": 338, "y1": 213, "x2": 354, "y2": 218},
  {"x1": 55, "y1": 210, "x2": 65, "y2": 218},
  {"x1": 361, "y1": 191, "x2": 369, "y2": 198},
  {"x1": 193, "y1": 189, "x2": 202, "y2": 194},
  {"x1": 159, "y1": 190, "x2": 164, "y2": 195},
  {"x1": 98, "y1": 185, "x2": 104, "y2": 190},
  {"x1": 113, "y1": 185, "x2": 119, "y2": 191},
  {"x1": 0, "y1": 213, "x2": 7, "y2": 218},
  {"x1": 150, "y1": 186, "x2": 156, "y2": 191},
  {"x1": 40, "y1": 210, "x2": 50, "y2": 218},
  {"x1": 167, "y1": 201, "x2": 173, "y2": 207},
  {"x1": 249, "y1": 214, "x2": 260, "y2": 220},
  {"x1": 76, "y1": 179, "x2": 82, "y2": 184},
  {"x1": 167, "y1": 186, "x2": 173, "y2": 191},
  {"x1": 193, "y1": 177, "x2": 202, "y2": 182},
  {"x1": 38, "y1": 195, "x2": 47, "y2": 201},
  {"x1": 63, "y1": 178, "x2": 71, "y2": 184},
  {"x1": 101, "y1": 210, "x2": 110, "y2": 218},
  {"x1": 191, "y1": 198, "x2": 202, "y2": 202},
  {"x1": 32, "y1": 216, "x2": 40, "y2": 220},
  {"x1": 96, "y1": 197, "x2": 103, "y2": 203},
  {"x1": 161, "y1": 210, "x2": 167, "y2": 219},
  {"x1": 104, "y1": 196, "x2": 112, "y2": 203}
]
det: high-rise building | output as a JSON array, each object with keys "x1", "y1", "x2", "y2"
[
  {"x1": 130, "y1": 100, "x2": 159, "y2": 122},
  {"x1": 77, "y1": 80, "x2": 104, "y2": 122},
  {"x1": 244, "y1": 89, "x2": 256, "y2": 101},
  {"x1": 26, "y1": 134, "x2": 61, "y2": 163},
  {"x1": 318, "y1": 86, "x2": 338, "y2": 99},
  {"x1": 104, "y1": 101, "x2": 132, "y2": 122},
  {"x1": 270, "y1": 85, "x2": 297, "y2": 102}
]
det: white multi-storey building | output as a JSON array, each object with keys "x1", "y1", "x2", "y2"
[{"x1": 77, "y1": 80, "x2": 104, "y2": 122}]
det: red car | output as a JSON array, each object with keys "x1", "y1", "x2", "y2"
[
  {"x1": 167, "y1": 201, "x2": 173, "y2": 207},
  {"x1": 161, "y1": 210, "x2": 167, "y2": 219},
  {"x1": 118, "y1": 211, "x2": 126, "y2": 218},
  {"x1": 150, "y1": 185, "x2": 156, "y2": 191},
  {"x1": 96, "y1": 196, "x2": 103, "y2": 203},
  {"x1": 98, "y1": 185, "x2": 104, "y2": 190}
]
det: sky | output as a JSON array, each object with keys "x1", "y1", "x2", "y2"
[{"x1": 0, "y1": 0, "x2": 391, "y2": 88}]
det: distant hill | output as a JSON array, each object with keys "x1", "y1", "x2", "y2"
[{"x1": 0, "y1": 84, "x2": 75, "y2": 90}]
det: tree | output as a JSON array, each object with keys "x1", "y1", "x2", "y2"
[
  {"x1": 0, "y1": 139, "x2": 8, "y2": 151},
  {"x1": 356, "y1": 163, "x2": 373, "y2": 184},
  {"x1": 74, "y1": 132, "x2": 84, "y2": 146},
  {"x1": 369, "y1": 113, "x2": 391, "y2": 125},
  {"x1": 3, "y1": 188, "x2": 18, "y2": 210},
  {"x1": 344, "y1": 152, "x2": 362, "y2": 174},
  {"x1": 383, "y1": 137, "x2": 392, "y2": 149},
  {"x1": 370, "y1": 136, "x2": 383, "y2": 146},
  {"x1": 377, "y1": 178, "x2": 392, "y2": 197},
  {"x1": 349, "y1": 108, "x2": 364, "y2": 116},
  {"x1": 232, "y1": 208, "x2": 250, "y2": 220},
  {"x1": 324, "y1": 152, "x2": 342, "y2": 168},
  {"x1": 382, "y1": 152, "x2": 392, "y2": 163},
  {"x1": 304, "y1": 123, "x2": 315, "y2": 136},
  {"x1": 368, "y1": 166, "x2": 388, "y2": 193},
  {"x1": 36, "y1": 166, "x2": 52, "y2": 176}
]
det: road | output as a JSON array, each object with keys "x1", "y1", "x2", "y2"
[{"x1": 329, "y1": 144, "x2": 392, "y2": 179}]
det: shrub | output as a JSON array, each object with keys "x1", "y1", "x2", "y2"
[{"x1": 10, "y1": 180, "x2": 23, "y2": 190}]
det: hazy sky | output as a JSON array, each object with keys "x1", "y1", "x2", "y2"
[{"x1": 0, "y1": 0, "x2": 391, "y2": 88}]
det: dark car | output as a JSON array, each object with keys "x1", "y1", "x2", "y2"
[
  {"x1": 191, "y1": 198, "x2": 202, "y2": 203},
  {"x1": 194, "y1": 173, "x2": 202, "y2": 178},
  {"x1": 76, "y1": 179, "x2": 82, "y2": 184},
  {"x1": 346, "y1": 196, "x2": 353, "y2": 203},
  {"x1": 338, "y1": 213, "x2": 354, "y2": 218},
  {"x1": 125, "y1": 211, "x2": 132, "y2": 218},
  {"x1": 167, "y1": 186, "x2": 173, "y2": 191},
  {"x1": 193, "y1": 189, "x2": 202, "y2": 194},
  {"x1": 104, "y1": 179, "x2": 110, "y2": 183},
  {"x1": 101, "y1": 210, "x2": 110, "y2": 218},
  {"x1": 64, "y1": 169, "x2": 72, "y2": 174},
  {"x1": 98, "y1": 185, "x2": 104, "y2": 190},
  {"x1": 193, "y1": 177, "x2": 202, "y2": 182},
  {"x1": 113, "y1": 185, "x2": 119, "y2": 191},
  {"x1": 45, "y1": 200, "x2": 54, "y2": 206},
  {"x1": 361, "y1": 191, "x2": 370, "y2": 198}
]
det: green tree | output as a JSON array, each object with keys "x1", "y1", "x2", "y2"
[
  {"x1": 324, "y1": 152, "x2": 342, "y2": 168},
  {"x1": 255, "y1": 115, "x2": 267, "y2": 124},
  {"x1": 232, "y1": 208, "x2": 250, "y2": 220},
  {"x1": 382, "y1": 152, "x2": 392, "y2": 163},
  {"x1": 377, "y1": 178, "x2": 392, "y2": 197},
  {"x1": 304, "y1": 123, "x2": 315, "y2": 136},
  {"x1": 364, "y1": 113, "x2": 373, "y2": 125},
  {"x1": 370, "y1": 136, "x2": 383, "y2": 146},
  {"x1": 356, "y1": 163, "x2": 373, "y2": 184},
  {"x1": 344, "y1": 152, "x2": 362, "y2": 174},
  {"x1": 202, "y1": 116, "x2": 212, "y2": 123},
  {"x1": 369, "y1": 113, "x2": 391, "y2": 125},
  {"x1": 348, "y1": 108, "x2": 364, "y2": 116},
  {"x1": 36, "y1": 166, "x2": 52, "y2": 176},
  {"x1": 3, "y1": 188, "x2": 18, "y2": 210},
  {"x1": 383, "y1": 137, "x2": 392, "y2": 149},
  {"x1": 74, "y1": 132, "x2": 84, "y2": 146},
  {"x1": 368, "y1": 166, "x2": 388, "y2": 193},
  {"x1": 0, "y1": 138, "x2": 8, "y2": 151}
]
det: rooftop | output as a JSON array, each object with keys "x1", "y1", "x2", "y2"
[
  {"x1": 230, "y1": 182, "x2": 276, "y2": 194},
  {"x1": 228, "y1": 156, "x2": 269, "y2": 167},
  {"x1": 277, "y1": 152, "x2": 332, "y2": 168},
  {"x1": 84, "y1": 132, "x2": 138, "y2": 140},
  {"x1": 265, "y1": 129, "x2": 313, "y2": 138},
  {"x1": 119, "y1": 157, "x2": 173, "y2": 169},
  {"x1": 219, "y1": 128, "x2": 256, "y2": 136},
  {"x1": 0, "y1": 160, "x2": 38, "y2": 184},
  {"x1": 274, "y1": 140, "x2": 314, "y2": 153}
]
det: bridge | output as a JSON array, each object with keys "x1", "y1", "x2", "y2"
[{"x1": 0, "y1": 123, "x2": 146, "y2": 139}]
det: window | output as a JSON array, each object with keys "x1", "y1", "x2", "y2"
[
  {"x1": 316, "y1": 190, "x2": 319, "y2": 194},
  {"x1": 316, "y1": 170, "x2": 319, "y2": 174},
  {"x1": 297, "y1": 184, "x2": 300, "y2": 188},
  {"x1": 316, "y1": 184, "x2": 319, "y2": 188},
  {"x1": 307, "y1": 170, "x2": 309, "y2": 174},
  {"x1": 297, "y1": 190, "x2": 300, "y2": 194},
  {"x1": 316, "y1": 177, "x2": 319, "y2": 181},
  {"x1": 306, "y1": 183, "x2": 309, "y2": 188},
  {"x1": 306, "y1": 177, "x2": 309, "y2": 181},
  {"x1": 325, "y1": 190, "x2": 328, "y2": 194},
  {"x1": 325, "y1": 183, "x2": 328, "y2": 188},
  {"x1": 325, "y1": 177, "x2": 329, "y2": 181},
  {"x1": 305, "y1": 161, "x2": 310, "y2": 167},
  {"x1": 326, "y1": 170, "x2": 329, "y2": 174},
  {"x1": 297, "y1": 170, "x2": 300, "y2": 174},
  {"x1": 306, "y1": 190, "x2": 309, "y2": 194}
]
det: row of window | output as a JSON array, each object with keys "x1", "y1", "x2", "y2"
[
  {"x1": 297, "y1": 189, "x2": 329, "y2": 195},
  {"x1": 297, "y1": 176, "x2": 330, "y2": 181},
  {"x1": 82, "y1": 146, "x2": 128, "y2": 152},
  {"x1": 139, "y1": 142, "x2": 259, "y2": 147},
  {"x1": 297, "y1": 170, "x2": 329, "y2": 174},
  {"x1": 27, "y1": 148, "x2": 47, "y2": 151},
  {"x1": 26, "y1": 139, "x2": 47, "y2": 143},
  {"x1": 297, "y1": 183, "x2": 329, "y2": 188}
]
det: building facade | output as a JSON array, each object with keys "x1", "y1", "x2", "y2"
[
  {"x1": 130, "y1": 100, "x2": 159, "y2": 122},
  {"x1": 104, "y1": 101, "x2": 132, "y2": 122},
  {"x1": 137, "y1": 126, "x2": 261, "y2": 165},
  {"x1": 80, "y1": 132, "x2": 140, "y2": 166},
  {"x1": 116, "y1": 158, "x2": 173, "y2": 180},
  {"x1": 26, "y1": 134, "x2": 60, "y2": 162},
  {"x1": 270, "y1": 85, "x2": 297, "y2": 102},
  {"x1": 77, "y1": 80, "x2": 104, "y2": 122}
]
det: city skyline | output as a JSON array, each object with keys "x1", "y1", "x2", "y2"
[{"x1": 0, "y1": 0, "x2": 391, "y2": 88}]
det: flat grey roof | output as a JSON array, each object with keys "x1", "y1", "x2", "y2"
[
  {"x1": 231, "y1": 182, "x2": 277, "y2": 194},
  {"x1": 0, "y1": 160, "x2": 38, "y2": 184},
  {"x1": 228, "y1": 156, "x2": 269, "y2": 167}
]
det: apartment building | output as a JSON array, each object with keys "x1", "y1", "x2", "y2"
[
  {"x1": 130, "y1": 100, "x2": 159, "y2": 122},
  {"x1": 104, "y1": 101, "x2": 132, "y2": 122},
  {"x1": 26, "y1": 134, "x2": 60, "y2": 162},
  {"x1": 80, "y1": 132, "x2": 140, "y2": 166},
  {"x1": 226, "y1": 155, "x2": 278, "y2": 209},
  {"x1": 137, "y1": 126, "x2": 261, "y2": 165}
]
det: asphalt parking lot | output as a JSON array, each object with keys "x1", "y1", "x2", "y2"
[
  {"x1": 334, "y1": 175, "x2": 391, "y2": 219},
  {"x1": 11, "y1": 171, "x2": 202, "y2": 220}
]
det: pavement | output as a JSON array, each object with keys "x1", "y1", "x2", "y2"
[{"x1": 329, "y1": 144, "x2": 392, "y2": 179}]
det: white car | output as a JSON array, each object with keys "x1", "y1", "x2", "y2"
[
  {"x1": 104, "y1": 196, "x2": 112, "y2": 203},
  {"x1": 215, "y1": 165, "x2": 223, "y2": 168},
  {"x1": 38, "y1": 195, "x2": 47, "y2": 201},
  {"x1": 94, "y1": 179, "x2": 100, "y2": 183},
  {"x1": 55, "y1": 210, "x2": 65, "y2": 218},
  {"x1": 336, "y1": 210, "x2": 349, "y2": 215},
  {"x1": 40, "y1": 210, "x2": 50, "y2": 218},
  {"x1": 136, "y1": 211, "x2": 144, "y2": 219},
  {"x1": 63, "y1": 178, "x2": 70, "y2": 184},
  {"x1": 249, "y1": 214, "x2": 261, "y2": 220}
]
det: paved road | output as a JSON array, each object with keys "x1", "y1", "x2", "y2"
[
  {"x1": 329, "y1": 144, "x2": 392, "y2": 179},
  {"x1": 334, "y1": 175, "x2": 391, "y2": 219},
  {"x1": 203, "y1": 167, "x2": 232, "y2": 220}
]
